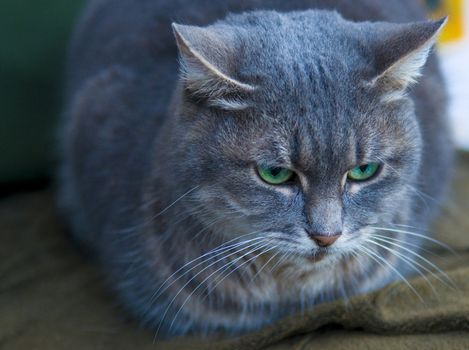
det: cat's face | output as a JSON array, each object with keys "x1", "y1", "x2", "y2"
[
  {"x1": 169, "y1": 11, "x2": 443, "y2": 273},
  {"x1": 176, "y1": 77, "x2": 421, "y2": 268}
]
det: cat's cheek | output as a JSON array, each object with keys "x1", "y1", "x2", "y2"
[
  {"x1": 345, "y1": 183, "x2": 362, "y2": 197},
  {"x1": 269, "y1": 185, "x2": 298, "y2": 199}
]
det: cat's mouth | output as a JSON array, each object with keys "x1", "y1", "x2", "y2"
[
  {"x1": 305, "y1": 244, "x2": 354, "y2": 265},
  {"x1": 307, "y1": 248, "x2": 331, "y2": 263}
]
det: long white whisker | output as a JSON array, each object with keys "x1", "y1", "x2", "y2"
[
  {"x1": 391, "y1": 223, "x2": 428, "y2": 231},
  {"x1": 375, "y1": 156, "x2": 433, "y2": 211},
  {"x1": 153, "y1": 239, "x2": 268, "y2": 340},
  {"x1": 250, "y1": 250, "x2": 282, "y2": 282},
  {"x1": 350, "y1": 250, "x2": 368, "y2": 274},
  {"x1": 148, "y1": 234, "x2": 264, "y2": 306},
  {"x1": 368, "y1": 236, "x2": 456, "y2": 289},
  {"x1": 115, "y1": 186, "x2": 201, "y2": 235},
  {"x1": 269, "y1": 250, "x2": 294, "y2": 273},
  {"x1": 164, "y1": 241, "x2": 271, "y2": 335},
  {"x1": 370, "y1": 226, "x2": 457, "y2": 255},
  {"x1": 354, "y1": 246, "x2": 385, "y2": 274},
  {"x1": 151, "y1": 185, "x2": 200, "y2": 220},
  {"x1": 190, "y1": 215, "x2": 232, "y2": 241},
  {"x1": 407, "y1": 185, "x2": 432, "y2": 211},
  {"x1": 360, "y1": 245, "x2": 424, "y2": 303},
  {"x1": 370, "y1": 233, "x2": 443, "y2": 258},
  {"x1": 365, "y1": 238, "x2": 439, "y2": 294},
  {"x1": 199, "y1": 244, "x2": 278, "y2": 305},
  {"x1": 166, "y1": 241, "x2": 272, "y2": 333}
]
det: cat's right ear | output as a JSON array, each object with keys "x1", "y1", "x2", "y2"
[
  {"x1": 367, "y1": 18, "x2": 446, "y2": 98},
  {"x1": 172, "y1": 23, "x2": 255, "y2": 107}
]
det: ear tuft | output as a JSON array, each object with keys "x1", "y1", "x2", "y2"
[
  {"x1": 172, "y1": 23, "x2": 255, "y2": 106},
  {"x1": 369, "y1": 17, "x2": 447, "y2": 93}
]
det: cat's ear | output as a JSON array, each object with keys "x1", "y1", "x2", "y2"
[
  {"x1": 369, "y1": 18, "x2": 446, "y2": 93},
  {"x1": 172, "y1": 23, "x2": 255, "y2": 107}
]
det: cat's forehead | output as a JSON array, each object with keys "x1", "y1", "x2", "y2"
[
  {"x1": 182, "y1": 9, "x2": 431, "y2": 169},
  {"x1": 224, "y1": 12, "x2": 385, "y2": 168},
  {"x1": 249, "y1": 110, "x2": 358, "y2": 173},
  {"x1": 232, "y1": 13, "x2": 366, "y2": 110},
  {"x1": 241, "y1": 93, "x2": 406, "y2": 173}
]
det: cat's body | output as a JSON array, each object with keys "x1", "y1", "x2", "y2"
[{"x1": 60, "y1": 0, "x2": 452, "y2": 336}]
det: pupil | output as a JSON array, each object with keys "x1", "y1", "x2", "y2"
[
  {"x1": 270, "y1": 167, "x2": 282, "y2": 176},
  {"x1": 359, "y1": 165, "x2": 368, "y2": 173}
]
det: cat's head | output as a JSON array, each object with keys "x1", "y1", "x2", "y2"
[{"x1": 167, "y1": 11, "x2": 445, "y2": 278}]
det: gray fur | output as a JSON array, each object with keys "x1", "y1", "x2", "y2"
[{"x1": 59, "y1": 0, "x2": 453, "y2": 336}]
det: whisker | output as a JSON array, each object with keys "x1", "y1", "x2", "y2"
[
  {"x1": 350, "y1": 250, "x2": 368, "y2": 274},
  {"x1": 375, "y1": 156, "x2": 433, "y2": 211},
  {"x1": 190, "y1": 214, "x2": 236, "y2": 242},
  {"x1": 153, "y1": 239, "x2": 268, "y2": 340},
  {"x1": 368, "y1": 236, "x2": 456, "y2": 289},
  {"x1": 250, "y1": 250, "x2": 282, "y2": 282},
  {"x1": 360, "y1": 245, "x2": 424, "y2": 303},
  {"x1": 407, "y1": 185, "x2": 432, "y2": 211},
  {"x1": 363, "y1": 157, "x2": 459, "y2": 216},
  {"x1": 199, "y1": 244, "x2": 278, "y2": 305},
  {"x1": 369, "y1": 233, "x2": 443, "y2": 258},
  {"x1": 365, "y1": 238, "x2": 439, "y2": 294},
  {"x1": 389, "y1": 223, "x2": 430, "y2": 233},
  {"x1": 370, "y1": 226, "x2": 457, "y2": 255},
  {"x1": 407, "y1": 185, "x2": 441, "y2": 206},
  {"x1": 116, "y1": 186, "x2": 200, "y2": 235},
  {"x1": 147, "y1": 234, "x2": 264, "y2": 307},
  {"x1": 167, "y1": 241, "x2": 273, "y2": 333},
  {"x1": 269, "y1": 250, "x2": 294, "y2": 274},
  {"x1": 151, "y1": 186, "x2": 200, "y2": 222}
]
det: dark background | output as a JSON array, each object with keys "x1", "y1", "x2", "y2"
[{"x1": 0, "y1": 1, "x2": 85, "y2": 194}]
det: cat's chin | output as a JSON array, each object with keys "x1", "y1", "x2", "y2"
[
  {"x1": 283, "y1": 250, "x2": 334, "y2": 269},
  {"x1": 306, "y1": 250, "x2": 328, "y2": 263},
  {"x1": 296, "y1": 247, "x2": 354, "y2": 270}
]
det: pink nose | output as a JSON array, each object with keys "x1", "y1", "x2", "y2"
[{"x1": 311, "y1": 234, "x2": 341, "y2": 247}]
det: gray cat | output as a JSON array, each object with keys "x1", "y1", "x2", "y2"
[{"x1": 59, "y1": 0, "x2": 453, "y2": 337}]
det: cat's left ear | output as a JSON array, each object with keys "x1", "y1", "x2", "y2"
[
  {"x1": 369, "y1": 17, "x2": 447, "y2": 92},
  {"x1": 172, "y1": 23, "x2": 255, "y2": 108}
]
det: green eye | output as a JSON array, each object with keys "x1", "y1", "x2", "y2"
[
  {"x1": 347, "y1": 163, "x2": 380, "y2": 181},
  {"x1": 257, "y1": 165, "x2": 294, "y2": 185}
]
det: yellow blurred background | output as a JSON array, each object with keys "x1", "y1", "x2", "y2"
[
  {"x1": 427, "y1": 0, "x2": 464, "y2": 42},
  {"x1": 427, "y1": 0, "x2": 469, "y2": 150}
]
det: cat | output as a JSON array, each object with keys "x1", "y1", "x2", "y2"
[{"x1": 59, "y1": 0, "x2": 453, "y2": 337}]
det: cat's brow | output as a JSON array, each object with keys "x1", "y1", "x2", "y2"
[{"x1": 209, "y1": 98, "x2": 251, "y2": 111}]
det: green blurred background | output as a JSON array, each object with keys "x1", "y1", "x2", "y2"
[{"x1": 0, "y1": 1, "x2": 84, "y2": 185}]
